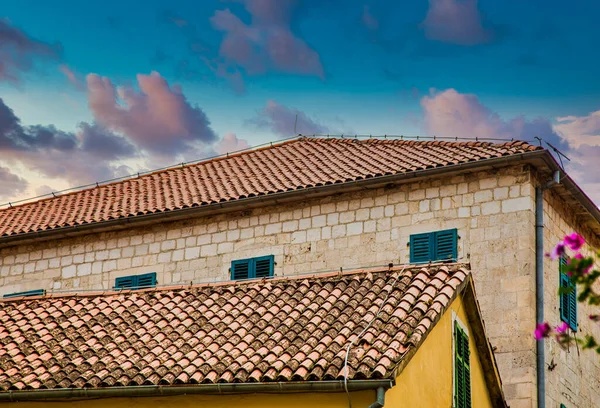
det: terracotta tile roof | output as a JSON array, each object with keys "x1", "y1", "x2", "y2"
[
  {"x1": 0, "y1": 264, "x2": 469, "y2": 391},
  {"x1": 0, "y1": 138, "x2": 540, "y2": 238}
]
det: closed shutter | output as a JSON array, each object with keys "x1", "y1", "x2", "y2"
[
  {"x1": 455, "y1": 324, "x2": 471, "y2": 408},
  {"x1": 137, "y1": 272, "x2": 157, "y2": 288},
  {"x1": 560, "y1": 257, "x2": 577, "y2": 331},
  {"x1": 254, "y1": 255, "x2": 274, "y2": 278},
  {"x1": 435, "y1": 228, "x2": 458, "y2": 261},
  {"x1": 410, "y1": 229, "x2": 458, "y2": 263},
  {"x1": 114, "y1": 273, "x2": 157, "y2": 289},
  {"x1": 3, "y1": 289, "x2": 46, "y2": 299},
  {"x1": 410, "y1": 232, "x2": 433, "y2": 263},
  {"x1": 231, "y1": 259, "x2": 252, "y2": 280}
]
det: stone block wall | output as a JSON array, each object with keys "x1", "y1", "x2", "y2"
[
  {"x1": 0, "y1": 164, "x2": 586, "y2": 407},
  {"x1": 541, "y1": 186, "x2": 600, "y2": 408}
]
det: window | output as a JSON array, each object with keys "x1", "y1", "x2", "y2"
[
  {"x1": 409, "y1": 228, "x2": 458, "y2": 263},
  {"x1": 114, "y1": 272, "x2": 157, "y2": 290},
  {"x1": 560, "y1": 257, "x2": 577, "y2": 331},
  {"x1": 454, "y1": 321, "x2": 471, "y2": 408},
  {"x1": 3, "y1": 289, "x2": 45, "y2": 299},
  {"x1": 231, "y1": 255, "x2": 274, "y2": 280}
]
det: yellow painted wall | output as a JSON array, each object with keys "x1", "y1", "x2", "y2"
[
  {"x1": 4, "y1": 390, "x2": 374, "y2": 408},
  {"x1": 386, "y1": 295, "x2": 494, "y2": 407}
]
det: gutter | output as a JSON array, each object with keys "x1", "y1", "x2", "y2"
[
  {"x1": 0, "y1": 150, "x2": 546, "y2": 248},
  {"x1": 0, "y1": 380, "x2": 393, "y2": 402},
  {"x1": 535, "y1": 170, "x2": 560, "y2": 408},
  {"x1": 368, "y1": 387, "x2": 386, "y2": 408}
]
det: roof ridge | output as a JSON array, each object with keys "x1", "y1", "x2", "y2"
[{"x1": 0, "y1": 262, "x2": 470, "y2": 303}]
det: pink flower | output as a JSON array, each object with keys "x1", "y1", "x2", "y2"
[
  {"x1": 564, "y1": 233, "x2": 585, "y2": 251},
  {"x1": 555, "y1": 322, "x2": 569, "y2": 333},
  {"x1": 534, "y1": 322, "x2": 552, "y2": 340},
  {"x1": 547, "y1": 242, "x2": 566, "y2": 260}
]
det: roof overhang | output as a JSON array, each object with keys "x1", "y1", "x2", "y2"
[
  {"x1": 0, "y1": 149, "x2": 597, "y2": 248},
  {"x1": 0, "y1": 379, "x2": 393, "y2": 402}
]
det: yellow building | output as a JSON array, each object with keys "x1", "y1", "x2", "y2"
[{"x1": 0, "y1": 264, "x2": 505, "y2": 407}]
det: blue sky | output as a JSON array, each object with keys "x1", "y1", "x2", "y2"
[{"x1": 1, "y1": 0, "x2": 599, "y2": 204}]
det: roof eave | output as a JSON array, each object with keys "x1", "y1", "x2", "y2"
[{"x1": 0, "y1": 380, "x2": 393, "y2": 402}]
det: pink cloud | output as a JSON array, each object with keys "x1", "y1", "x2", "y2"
[
  {"x1": 554, "y1": 110, "x2": 600, "y2": 148},
  {"x1": 421, "y1": 0, "x2": 492, "y2": 45},
  {"x1": 249, "y1": 100, "x2": 329, "y2": 138},
  {"x1": 0, "y1": 19, "x2": 61, "y2": 82},
  {"x1": 214, "y1": 133, "x2": 250, "y2": 155},
  {"x1": 59, "y1": 64, "x2": 83, "y2": 90},
  {"x1": 210, "y1": 1, "x2": 324, "y2": 78},
  {"x1": 86, "y1": 71, "x2": 217, "y2": 156},
  {"x1": 362, "y1": 6, "x2": 379, "y2": 31},
  {"x1": 0, "y1": 166, "x2": 28, "y2": 201},
  {"x1": 420, "y1": 88, "x2": 600, "y2": 205}
]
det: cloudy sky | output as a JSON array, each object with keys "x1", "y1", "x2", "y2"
[{"x1": 1, "y1": 0, "x2": 599, "y2": 205}]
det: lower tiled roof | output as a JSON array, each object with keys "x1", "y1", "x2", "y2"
[{"x1": 0, "y1": 264, "x2": 469, "y2": 391}]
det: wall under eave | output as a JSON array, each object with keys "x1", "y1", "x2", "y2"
[
  {"x1": 386, "y1": 295, "x2": 495, "y2": 407},
  {"x1": 1, "y1": 390, "x2": 374, "y2": 408}
]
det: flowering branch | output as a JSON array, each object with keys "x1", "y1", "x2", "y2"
[{"x1": 536, "y1": 233, "x2": 600, "y2": 353}]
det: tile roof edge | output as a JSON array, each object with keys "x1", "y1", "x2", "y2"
[
  {"x1": 0, "y1": 262, "x2": 471, "y2": 303},
  {"x1": 0, "y1": 379, "x2": 395, "y2": 401}
]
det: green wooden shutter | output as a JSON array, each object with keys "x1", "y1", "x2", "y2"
[
  {"x1": 455, "y1": 324, "x2": 471, "y2": 408},
  {"x1": 115, "y1": 275, "x2": 136, "y2": 289},
  {"x1": 435, "y1": 229, "x2": 458, "y2": 261},
  {"x1": 231, "y1": 259, "x2": 252, "y2": 280},
  {"x1": 3, "y1": 289, "x2": 46, "y2": 299},
  {"x1": 410, "y1": 232, "x2": 433, "y2": 263},
  {"x1": 560, "y1": 257, "x2": 577, "y2": 331},
  {"x1": 137, "y1": 272, "x2": 157, "y2": 288},
  {"x1": 254, "y1": 255, "x2": 274, "y2": 278}
]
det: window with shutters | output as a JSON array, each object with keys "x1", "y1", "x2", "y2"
[
  {"x1": 3, "y1": 289, "x2": 45, "y2": 299},
  {"x1": 114, "y1": 272, "x2": 157, "y2": 290},
  {"x1": 560, "y1": 256, "x2": 577, "y2": 331},
  {"x1": 230, "y1": 255, "x2": 274, "y2": 280},
  {"x1": 454, "y1": 321, "x2": 471, "y2": 408},
  {"x1": 409, "y1": 228, "x2": 458, "y2": 263}
]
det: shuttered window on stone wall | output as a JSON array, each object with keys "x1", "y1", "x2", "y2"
[
  {"x1": 409, "y1": 229, "x2": 458, "y2": 263},
  {"x1": 3, "y1": 289, "x2": 46, "y2": 299},
  {"x1": 454, "y1": 322, "x2": 471, "y2": 408},
  {"x1": 114, "y1": 272, "x2": 157, "y2": 290},
  {"x1": 560, "y1": 257, "x2": 577, "y2": 331},
  {"x1": 231, "y1": 255, "x2": 274, "y2": 280}
]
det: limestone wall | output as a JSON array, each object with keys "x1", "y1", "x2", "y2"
[
  {"x1": 0, "y1": 164, "x2": 581, "y2": 407},
  {"x1": 541, "y1": 184, "x2": 600, "y2": 408}
]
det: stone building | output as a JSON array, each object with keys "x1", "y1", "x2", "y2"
[{"x1": 0, "y1": 137, "x2": 599, "y2": 407}]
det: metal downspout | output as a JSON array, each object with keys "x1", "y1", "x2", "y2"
[
  {"x1": 368, "y1": 387, "x2": 386, "y2": 408},
  {"x1": 536, "y1": 170, "x2": 559, "y2": 408},
  {"x1": 535, "y1": 185, "x2": 545, "y2": 408}
]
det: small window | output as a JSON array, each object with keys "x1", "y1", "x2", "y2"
[
  {"x1": 410, "y1": 228, "x2": 458, "y2": 263},
  {"x1": 3, "y1": 289, "x2": 46, "y2": 299},
  {"x1": 114, "y1": 272, "x2": 157, "y2": 290},
  {"x1": 560, "y1": 257, "x2": 577, "y2": 331},
  {"x1": 454, "y1": 321, "x2": 471, "y2": 408},
  {"x1": 231, "y1": 255, "x2": 274, "y2": 280}
]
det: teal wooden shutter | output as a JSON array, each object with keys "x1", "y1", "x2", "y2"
[
  {"x1": 231, "y1": 259, "x2": 251, "y2": 280},
  {"x1": 3, "y1": 289, "x2": 46, "y2": 299},
  {"x1": 115, "y1": 275, "x2": 136, "y2": 289},
  {"x1": 559, "y1": 257, "x2": 577, "y2": 331},
  {"x1": 114, "y1": 273, "x2": 157, "y2": 289},
  {"x1": 137, "y1": 272, "x2": 157, "y2": 288},
  {"x1": 410, "y1": 232, "x2": 433, "y2": 263},
  {"x1": 455, "y1": 324, "x2": 471, "y2": 408},
  {"x1": 435, "y1": 229, "x2": 458, "y2": 261},
  {"x1": 254, "y1": 255, "x2": 274, "y2": 278},
  {"x1": 410, "y1": 229, "x2": 458, "y2": 263}
]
